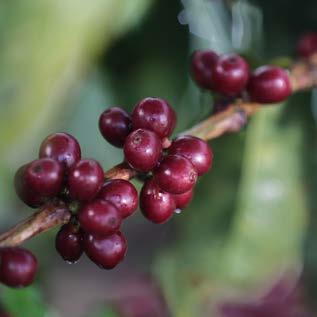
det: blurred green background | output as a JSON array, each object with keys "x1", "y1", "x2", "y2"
[{"x1": 1, "y1": 0, "x2": 317, "y2": 316}]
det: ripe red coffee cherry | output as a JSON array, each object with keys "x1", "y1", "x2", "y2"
[
  {"x1": 99, "y1": 107, "x2": 131, "y2": 148},
  {"x1": 211, "y1": 53, "x2": 250, "y2": 96},
  {"x1": 68, "y1": 159, "x2": 104, "y2": 201},
  {"x1": 55, "y1": 223, "x2": 83, "y2": 263},
  {"x1": 39, "y1": 132, "x2": 81, "y2": 170},
  {"x1": 140, "y1": 179, "x2": 176, "y2": 223},
  {"x1": 124, "y1": 129, "x2": 162, "y2": 172},
  {"x1": 22, "y1": 158, "x2": 64, "y2": 197},
  {"x1": 98, "y1": 180, "x2": 138, "y2": 219},
  {"x1": 190, "y1": 50, "x2": 219, "y2": 89},
  {"x1": 154, "y1": 155, "x2": 197, "y2": 194},
  {"x1": 14, "y1": 164, "x2": 46, "y2": 208},
  {"x1": 0, "y1": 248, "x2": 37, "y2": 288},
  {"x1": 173, "y1": 189, "x2": 193, "y2": 209},
  {"x1": 297, "y1": 32, "x2": 317, "y2": 58},
  {"x1": 78, "y1": 200, "x2": 122, "y2": 236},
  {"x1": 131, "y1": 97, "x2": 176, "y2": 138},
  {"x1": 168, "y1": 135, "x2": 213, "y2": 176},
  {"x1": 84, "y1": 231, "x2": 127, "y2": 269},
  {"x1": 247, "y1": 66, "x2": 291, "y2": 103}
]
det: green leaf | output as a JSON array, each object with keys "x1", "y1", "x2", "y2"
[
  {"x1": 155, "y1": 97, "x2": 308, "y2": 316},
  {"x1": 1, "y1": 285, "x2": 46, "y2": 317}
]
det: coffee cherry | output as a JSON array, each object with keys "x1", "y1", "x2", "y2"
[
  {"x1": 124, "y1": 129, "x2": 162, "y2": 172},
  {"x1": 140, "y1": 179, "x2": 176, "y2": 224},
  {"x1": 247, "y1": 66, "x2": 291, "y2": 103},
  {"x1": 55, "y1": 223, "x2": 83, "y2": 263},
  {"x1": 39, "y1": 132, "x2": 81, "y2": 170},
  {"x1": 297, "y1": 32, "x2": 317, "y2": 58},
  {"x1": 84, "y1": 231, "x2": 127, "y2": 269},
  {"x1": 0, "y1": 248, "x2": 37, "y2": 288},
  {"x1": 131, "y1": 97, "x2": 176, "y2": 138},
  {"x1": 211, "y1": 53, "x2": 250, "y2": 96},
  {"x1": 154, "y1": 155, "x2": 197, "y2": 194},
  {"x1": 78, "y1": 200, "x2": 122, "y2": 236},
  {"x1": 168, "y1": 135, "x2": 213, "y2": 176},
  {"x1": 14, "y1": 164, "x2": 46, "y2": 208},
  {"x1": 23, "y1": 158, "x2": 64, "y2": 196},
  {"x1": 173, "y1": 189, "x2": 193, "y2": 209},
  {"x1": 68, "y1": 159, "x2": 104, "y2": 201},
  {"x1": 99, "y1": 107, "x2": 131, "y2": 148},
  {"x1": 98, "y1": 180, "x2": 138, "y2": 219},
  {"x1": 190, "y1": 50, "x2": 219, "y2": 89}
]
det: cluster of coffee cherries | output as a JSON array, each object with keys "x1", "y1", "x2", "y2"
[
  {"x1": 0, "y1": 97, "x2": 212, "y2": 288},
  {"x1": 99, "y1": 97, "x2": 212, "y2": 222},
  {"x1": 190, "y1": 50, "x2": 292, "y2": 106}
]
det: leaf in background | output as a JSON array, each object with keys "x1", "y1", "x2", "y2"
[
  {"x1": 1, "y1": 285, "x2": 47, "y2": 317},
  {"x1": 178, "y1": 0, "x2": 233, "y2": 53},
  {"x1": 155, "y1": 98, "x2": 308, "y2": 316},
  {"x1": 231, "y1": 0, "x2": 263, "y2": 56},
  {"x1": 0, "y1": 0, "x2": 153, "y2": 168}
]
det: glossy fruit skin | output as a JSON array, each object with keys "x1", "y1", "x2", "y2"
[
  {"x1": 168, "y1": 135, "x2": 213, "y2": 176},
  {"x1": 14, "y1": 164, "x2": 46, "y2": 208},
  {"x1": 23, "y1": 158, "x2": 64, "y2": 196},
  {"x1": 55, "y1": 223, "x2": 83, "y2": 263},
  {"x1": 78, "y1": 200, "x2": 122, "y2": 236},
  {"x1": 0, "y1": 248, "x2": 37, "y2": 288},
  {"x1": 68, "y1": 159, "x2": 104, "y2": 201},
  {"x1": 131, "y1": 97, "x2": 176, "y2": 138},
  {"x1": 173, "y1": 189, "x2": 193, "y2": 209},
  {"x1": 39, "y1": 132, "x2": 81, "y2": 170},
  {"x1": 84, "y1": 231, "x2": 127, "y2": 269},
  {"x1": 99, "y1": 107, "x2": 131, "y2": 148},
  {"x1": 297, "y1": 32, "x2": 317, "y2": 58},
  {"x1": 211, "y1": 53, "x2": 250, "y2": 96},
  {"x1": 98, "y1": 180, "x2": 138, "y2": 219},
  {"x1": 154, "y1": 155, "x2": 198, "y2": 194},
  {"x1": 247, "y1": 66, "x2": 291, "y2": 103},
  {"x1": 140, "y1": 179, "x2": 176, "y2": 224},
  {"x1": 190, "y1": 50, "x2": 219, "y2": 89},
  {"x1": 124, "y1": 129, "x2": 162, "y2": 172}
]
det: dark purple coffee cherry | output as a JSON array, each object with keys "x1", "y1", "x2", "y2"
[
  {"x1": 173, "y1": 189, "x2": 193, "y2": 209},
  {"x1": 190, "y1": 50, "x2": 219, "y2": 89},
  {"x1": 0, "y1": 248, "x2": 37, "y2": 288},
  {"x1": 78, "y1": 200, "x2": 122, "y2": 236},
  {"x1": 168, "y1": 135, "x2": 213, "y2": 176},
  {"x1": 23, "y1": 158, "x2": 63, "y2": 196},
  {"x1": 84, "y1": 231, "x2": 127, "y2": 269},
  {"x1": 98, "y1": 180, "x2": 138, "y2": 219},
  {"x1": 124, "y1": 129, "x2": 162, "y2": 172},
  {"x1": 99, "y1": 107, "x2": 131, "y2": 148},
  {"x1": 14, "y1": 164, "x2": 46, "y2": 208},
  {"x1": 140, "y1": 179, "x2": 176, "y2": 224},
  {"x1": 39, "y1": 132, "x2": 81, "y2": 170},
  {"x1": 154, "y1": 155, "x2": 197, "y2": 194},
  {"x1": 131, "y1": 97, "x2": 176, "y2": 139},
  {"x1": 297, "y1": 32, "x2": 317, "y2": 58},
  {"x1": 68, "y1": 159, "x2": 104, "y2": 201},
  {"x1": 14, "y1": 158, "x2": 64, "y2": 207},
  {"x1": 247, "y1": 66, "x2": 291, "y2": 103},
  {"x1": 55, "y1": 223, "x2": 83, "y2": 263},
  {"x1": 211, "y1": 53, "x2": 250, "y2": 96}
]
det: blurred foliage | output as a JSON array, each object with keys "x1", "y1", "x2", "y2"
[
  {"x1": 1, "y1": 0, "x2": 317, "y2": 316},
  {"x1": 1, "y1": 286, "x2": 47, "y2": 317}
]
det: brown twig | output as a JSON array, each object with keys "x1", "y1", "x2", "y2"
[
  {"x1": 0, "y1": 202, "x2": 71, "y2": 247},
  {"x1": 0, "y1": 56, "x2": 317, "y2": 248}
]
